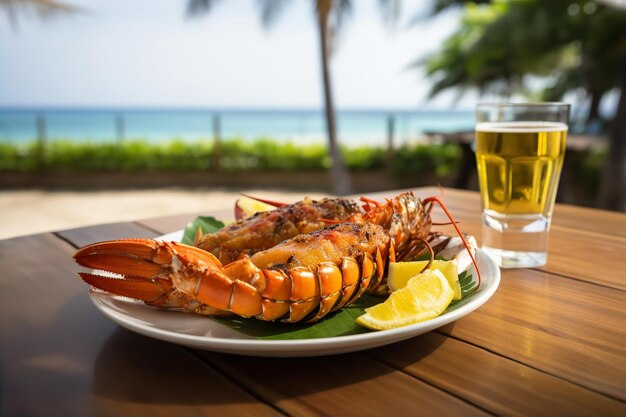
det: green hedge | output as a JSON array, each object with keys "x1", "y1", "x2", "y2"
[
  {"x1": 569, "y1": 148, "x2": 607, "y2": 199},
  {"x1": 0, "y1": 138, "x2": 605, "y2": 199},
  {"x1": 392, "y1": 143, "x2": 461, "y2": 177},
  {"x1": 0, "y1": 138, "x2": 459, "y2": 175}
]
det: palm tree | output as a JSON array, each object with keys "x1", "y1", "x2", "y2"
[
  {"x1": 421, "y1": 0, "x2": 626, "y2": 210},
  {"x1": 422, "y1": 1, "x2": 623, "y2": 124},
  {"x1": 315, "y1": 0, "x2": 351, "y2": 195},
  {"x1": 0, "y1": 0, "x2": 78, "y2": 29},
  {"x1": 187, "y1": 0, "x2": 400, "y2": 195}
]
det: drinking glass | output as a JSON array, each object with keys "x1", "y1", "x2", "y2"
[{"x1": 475, "y1": 102, "x2": 570, "y2": 268}]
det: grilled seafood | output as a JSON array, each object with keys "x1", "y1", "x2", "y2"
[
  {"x1": 358, "y1": 193, "x2": 432, "y2": 263},
  {"x1": 73, "y1": 192, "x2": 480, "y2": 324},
  {"x1": 196, "y1": 196, "x2": 363, "y2": 263},
  {"x1": 76, "y1": 223, "x2": 389, "y2": 323},
  {"x1": 197, "y1": 192, "x2": 434, "y2": 265}
]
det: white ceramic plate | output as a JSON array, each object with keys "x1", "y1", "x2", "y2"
[{"x1": 89, "y1": 230, "x2": 500, "y2": 357}]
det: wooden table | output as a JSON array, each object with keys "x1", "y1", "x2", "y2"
[{"x1": 1, "y1": 187, "x2": 624, "y2": 416}]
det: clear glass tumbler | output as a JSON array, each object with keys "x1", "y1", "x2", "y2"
[{"x1": 475, "y1": 102, "x2": 570, "y2": 268}]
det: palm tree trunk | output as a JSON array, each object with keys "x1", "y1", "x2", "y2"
[
  {"x1": 597, "y1": 53, "x2": 626, "y2": 211},
  {"x1": 317, "y1": 0, "x2": 351, "y2": 195},
  {"x1": 586, "y1": 90, "x2": 602, "y2": 125}
]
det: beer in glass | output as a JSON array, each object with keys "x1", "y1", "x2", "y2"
[{"x1": 475, "y1": 103, "x2": 569, "y2": 268}]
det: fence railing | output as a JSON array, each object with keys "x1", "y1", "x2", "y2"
[{"x1": 0, "y1": 109, "x2": 475, "y2": 142}]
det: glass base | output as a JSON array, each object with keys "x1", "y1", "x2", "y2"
[
  {"x1": 482, "y1": 246, "x2": 547, "y2": 268},
  {"x1": 481, "y1": 211, "x2": 550, "y2": 269}
]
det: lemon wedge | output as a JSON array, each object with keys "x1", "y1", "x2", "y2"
[
  {"x1": 356, "y1": 269, "x2": 454, "y2": 330},
  {"x1": 388, "y1": 260, "x2": 462, "y2": 300}
]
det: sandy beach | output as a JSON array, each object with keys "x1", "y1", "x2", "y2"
[{"x1": 0, "y1": 188, "x2": 328, "y2": 240}]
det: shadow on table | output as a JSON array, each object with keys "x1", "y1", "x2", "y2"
[
  {"x1": 92, "y1": 324, "x2": 449, "y2": 406},
  {"x1": 92, "y1": 327, "x2": 254, "y2": 405}
]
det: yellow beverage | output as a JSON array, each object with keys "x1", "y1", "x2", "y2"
[{"x1": 475, "y1": 122, "x2": 567, "y2": 217}]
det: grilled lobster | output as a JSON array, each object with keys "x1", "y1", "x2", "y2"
[{"x1": 74, "y1": 192, "x2": 479, "y2": 323}]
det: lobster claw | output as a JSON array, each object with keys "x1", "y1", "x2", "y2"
[
  {"x1": 74, "y1": 239, "x2": 185, "y2": 302},
  {"x1": 74, "y1": 238, "x2": 262, "y2": 317},
  {"x1": 74, "y1": 239, "x2": 169, "y2": 278},
  {"x1": 73, "y1": 239, "x2": 220, "y2": 303},
  {"x1": 78, "y1": 272, "x2": 169, "y2": 302}
]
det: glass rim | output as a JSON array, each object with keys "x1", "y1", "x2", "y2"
[{"x1": 476, "y1": 102, "x2": 570, "y2": 109}]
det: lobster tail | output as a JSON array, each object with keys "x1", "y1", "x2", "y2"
[{"x1": 74, "y1": 223, "x2": 391, "y2": 324}]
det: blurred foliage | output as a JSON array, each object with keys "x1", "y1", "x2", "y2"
[
  {"x1": 341, "y1": 145, "x2": 386, "y2": 170},
  {"x1": 421, "y1": 0, "x2": 626, "y2": 124},
  {"x1": 0, "y1": 0, "x2": 78, "y2": 27},
  {"x1": 422, "y1": 0, "x2": 625, "y2": 210},
  {"x1": 0, "y1": 138, "x2": 606, "y2": 196},
  {"x1": 218, "y1": 138, "x2": 328, "y2": 171},
  {"x1": 391, "y1": 143, "x2": 461, "y2": 178},
  {"x1": 569, "y1": 148, "x2": 607, "y2": 199},
  {"x1": 0, "y1": 138, "x2": 460, "y2": 176}
]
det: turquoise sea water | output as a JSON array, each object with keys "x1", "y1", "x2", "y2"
[{"x1": 0, "y1": 108, "x2": 474, "y2": 147}]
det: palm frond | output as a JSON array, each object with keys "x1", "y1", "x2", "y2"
[
  {"x1": 186, "y1": 0, "x2": 219, "y2": 18},
  {"x1": 377, "y1": 0, "x2": 402, "y2": 28},
  {"x1": 256, "y1": 0, "x2": 291, "y2": 28},
  {"x1": 0, "y1": 0, "x2": 80, "y2": 29}
]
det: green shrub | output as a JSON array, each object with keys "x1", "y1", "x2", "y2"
[
  {"x1": 0, "y1": 138, "x2": 463, "y2": 177},
  {"x1": 570, "y1": 149, "x2": 605, "y2": 198},
  {"x1": 391, "y1": 143, "x2": 461, "y2": 177},
  {"x1": 218, "y1": 138, "x2": 329, "y2": 171},
  {"x1": 0, "y1": 142, "x2": 24, "y2": 170},
  {"x1": 343, "y1": 146, "x2": 385, "y2": 170}
]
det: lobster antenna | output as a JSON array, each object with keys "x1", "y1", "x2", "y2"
[
  {"x1": 423, "y1": 196, "x2": 481, "y2": 287},
  {"x1": 239, "y1": 193, "x2": 288, "y2": 207},
  {"x1": 432, "y1": 220, "x2": 460, "y2": 226},
  {"x1": 415, "y1": 237, "x2": 434, "y2": 274}
]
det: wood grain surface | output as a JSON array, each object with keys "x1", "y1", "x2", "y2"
[{"x1": 1, "y1": 187, "x2": 624, "y2": 416}]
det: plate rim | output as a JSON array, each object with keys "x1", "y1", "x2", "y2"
[{"x1": 88, "y1": 230, "x2": 500, "y2": 357}]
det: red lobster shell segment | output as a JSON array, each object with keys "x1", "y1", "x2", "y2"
[{"x1": 75, "y1": 222, "x2": 389, "y2": 323}]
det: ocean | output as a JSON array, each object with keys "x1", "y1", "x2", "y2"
[{"x1": 0, "y1": 108, "x2": 474, "y2": 147}]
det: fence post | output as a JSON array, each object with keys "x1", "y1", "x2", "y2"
[
  {"x1": 36, "y1": 113, "x2": 47, "y2": 170},
  {"x1": 386, "y1": 115, "x2": 395, "y2": 168},
  {"x1": 115, "y1": 113, "x2": 125, "y2": 144},
  {"x1": 212, "y1": 114, "x2": 222, "y2": 171}
]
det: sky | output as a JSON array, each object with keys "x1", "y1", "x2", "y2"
[{"x1": 0, "y1": 0, "x2": 478, "y2": 110}]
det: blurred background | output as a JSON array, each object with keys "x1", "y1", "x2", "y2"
[{"x1": 1, "y1": 0, "x2": 624, "y2": 237}]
